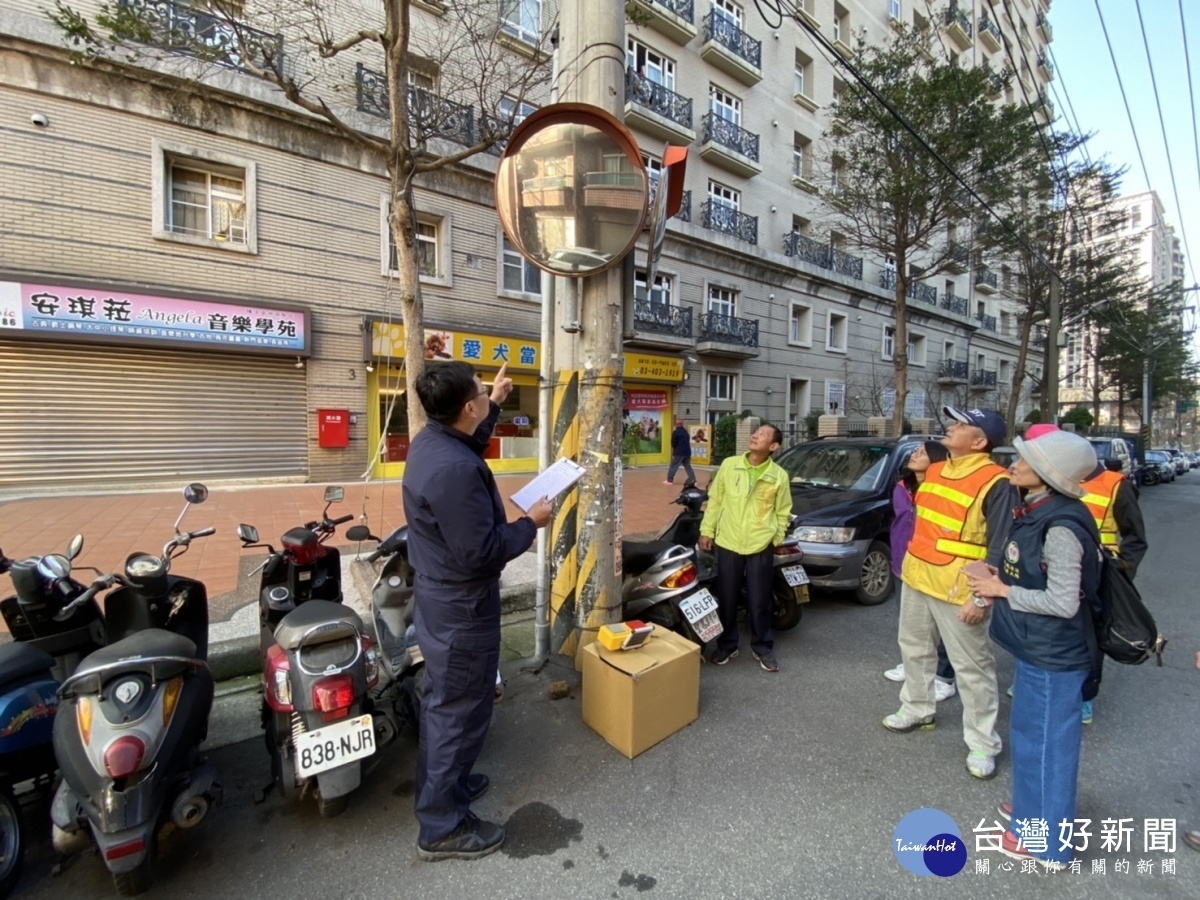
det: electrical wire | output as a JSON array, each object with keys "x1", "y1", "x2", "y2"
[
  {"x1": 1093, "y1": 0, "x2": 1152, "y2": 191},
  {"x1": 1177, "y1": 0, "x2": 1200, "y2": 287},
  {"x1": 1046, "y1": 44, "x2": 1093, "y2": 169}
]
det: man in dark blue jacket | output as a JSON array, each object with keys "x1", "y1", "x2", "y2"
[
  {"x1": 666, "y1": 418, "x2": 695, "y2": 485},
  {"x1": 403, "y1": 361, "x2": 552, "y2": 861}
]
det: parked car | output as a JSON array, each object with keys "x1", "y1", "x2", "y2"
[
  {"x1": 1143, "y1": 450, "x2": 1175, "y2": 485},
  {"x1": 1154, "y1": 448, "x2": 1188, "y2": 476},
  {"x1": 990, "y1": 446, "x2": 1018, "y2": 470},
  {"x1": 1187, "y1": 451, "x2": 1199, "y2": 469},
  {"x1": 773, "y1": 435, "x2": 939, "y2": 606},
  {"x1": 1086, "y1": 436, "x2": 1136, "y2": 478}
]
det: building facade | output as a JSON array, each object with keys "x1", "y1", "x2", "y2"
[{"x1": 0, "y1": 0, "x2": 1050, "y2": 491}]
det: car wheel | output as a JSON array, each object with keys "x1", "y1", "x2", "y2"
[{"x1": 855, "y1": 541, "x2": 893, "y2": 606}]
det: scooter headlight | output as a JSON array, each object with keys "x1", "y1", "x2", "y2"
[{"x1": 125, "y1": 553, "x2": 166, "y2": 583}]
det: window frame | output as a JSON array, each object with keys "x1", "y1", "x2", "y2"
[
  {"x1": 713, "y1": 0, "x2": 743, "y2": 28},
  {"x1": 826, "y1": 312, "x2": 847, "y2": 353},
  {"x1": 381, "y1": 198, "x2": 453, "y2": 287},
  {"x1": 709, "y1": 85, "x2": 742, "y2": 125},
  {"x1": 882, "y1": 325, "x2": 896, "y2": 361},
  {"x1": 708, "y1": 179, "x2": 740, "y2": 211},
  {"x1": 706, "y1": 284, "x2": 738, "y2": 318},
  {"x1": 634, "y1": 268, "x2": 675, "y2": 307},
  {"x1": 627, "y1": 37, "x2": 676, "y2": 90},
  {"x1": 151, "y1": 138, "x2": 257, "y2": 254},
  {"x1": 788, "y1": 301, "x2": 813, "y2": 347},
  {"x1": 908, "y1": 331, "x2": 926, "y2": 367},
  {"x1": 498, "y1": 230, "x2": 542, "y2": 302},
  {"x1": 500, "y1": 0, "x2": 542, "y2": 46}
]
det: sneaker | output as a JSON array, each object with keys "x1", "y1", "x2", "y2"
[
  {"x1": 1183, "y1": 828, "x2": 1200, "y2": 852},
  {"x1": 1006, "y1": 683, "x2": 1014, "y2": 698},
  {"x1": 935, "y1": 680, "x2": 957, "y2": 702},
  {"x1": 752, "y1": 651, "x2": 779, "y2": 673},
  {"x1": 1081, "y1": 700, "x2": 1093, "y2": 725},
  {"x1": 883, "y1": 663, "x2": 906, "y2": 683},
  {"x1": 996, "y1": 830, "x2": 1067, "y2": 873},
  {"x1": 418, "y1": 813, "x2": 505, "y2": 861},
  {"x1": 967, "y1": 750, "x2": 997, "y2": 780},
  {"x1": 882, "y1": 711, "x2": 935, "y2": 733},
  {"x1": 467, "y1": 773, "x2": 490, "y2": 803},
  {"x1": 663, "y1": 480, "x2": 674, "y2": 485},
  {"x1": 997, "y1": 800, "x2": 1012, "y2": 822},
  {"x1": 710, "y1": 648, "x2": 738, "y2": 665}
]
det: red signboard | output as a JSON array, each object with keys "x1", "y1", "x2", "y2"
[{"x1": 623, "y1": 389, "x2": 669, "y2": 410}]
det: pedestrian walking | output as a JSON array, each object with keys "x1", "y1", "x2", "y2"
[
  {"x1": 965, "y1": 429, "x2": 1104, "y2": 872},
  {"x1": 699, "y1": 424, "x2": 793, "y2": 673},
  {"x1": 402, "y1": 361, "x2": 552, "y2": 861},
  {"x1": 882, "y1": 440, "x2": 957, "y2": 702},
  {"x1": 884, "y1": 406, "x2": 1018, "y2": 782},
  {"x1": 665, "y1": 418, "x2": 696, "y2": 485}
]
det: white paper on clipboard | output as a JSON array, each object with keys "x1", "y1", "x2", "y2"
[{"x1": 510, "y1": 458, "x2": 587, "y2": 512}]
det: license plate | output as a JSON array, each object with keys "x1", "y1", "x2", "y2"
[
  {"x1": 678, "y1": 589, "x2": 723, "y2": 644},
  {"x1": 782, "y1": 565, "x2": 810, "y2": 587},
  {"x1": 294, "y1": 714, "x2": 375, "y2": 779}
]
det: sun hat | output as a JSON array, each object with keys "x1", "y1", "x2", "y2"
[
  {"x1": 1023, "y1": 423, "x2": 1059, "y2": 440},
  {"x1": 1012, "y1": 430, "x2": 1098, "y2": 499},
  {"x1": 942, "y1": 405, "x2": 1007, "y2": 448}
]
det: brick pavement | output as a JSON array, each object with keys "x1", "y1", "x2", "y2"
[{"x1": 0, "y1": 464, "x2": 712, "y2": 630}]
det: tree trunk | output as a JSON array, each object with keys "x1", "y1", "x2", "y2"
[
  {"x1": 892, "y1": 248, "x2": 908, "y2": 436},
  {"x1": 1005, "y1": 313, "x2": 1035, "y2": 434},
  {"x1": 387, "y1": 176, "x2": 428, "y2": 437}
]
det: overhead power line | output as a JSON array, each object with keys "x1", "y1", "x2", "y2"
[
  {"x1": 1178, "y1": 0, "x2": 1200, "y2": 284},
  {"x1": 1093, "y1": 0, "x2": 1153, "y2": 193}
]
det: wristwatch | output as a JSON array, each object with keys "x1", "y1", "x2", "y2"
[{"x1": 972, "y1": 595, "x2": 990, "y2": 609}]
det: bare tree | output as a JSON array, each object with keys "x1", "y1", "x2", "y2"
[{"x1": 51, "y1": 0, "x2": 554, "y2": 434}]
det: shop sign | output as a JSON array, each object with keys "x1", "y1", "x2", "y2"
[
  {"x1": 0, "y1": 280, "x2": 308, "y2": 355},
  {"x1": 371, "y1": 322, "x2": 538, "y2": 372},
  {"x1": 623, "y1": 389, "x2": 669, "y2": 410},
  {"x1": 623, "y1": 352, "x2": 684, "y2": 383},
  {"x1": 689, "y1": 424, "x2": 711, "y2": 461}
]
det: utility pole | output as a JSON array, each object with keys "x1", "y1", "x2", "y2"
[
  {"x1": 1045, "y1": 274, "x2": 1061, "y2": 422},
  {"x1": 555, "y1": 1, "x2": 626, "y2": 661}
]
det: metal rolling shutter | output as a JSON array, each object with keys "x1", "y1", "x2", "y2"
[{"x1": 0, "y1": 340, "x2": 307, "y2": 488}]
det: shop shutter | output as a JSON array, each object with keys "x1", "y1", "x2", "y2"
[{"x1": 0, "y1": 340, "x2": 307, "y2": 489}]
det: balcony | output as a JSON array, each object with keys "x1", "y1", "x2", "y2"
[
  {"x1": 699, "y1": 113, "x2": 762, "y2": 178},
  {"x1": 700, "y1": 11, "x2": 762, "y2": 86},
  {"x1": 118, "y1": 0, "x2": 284, "y2": 74},
  {"x1": 971, "y1": 369, "x2": 998, "y2": 392},
  {"x1": 977, "y1": 313, "x2": 998, "y2": 332},
  {"x1": 944, "y1": 6, "x2": 973, "y2": 51},
  {"x1": 624, "y1": 68, "x2": 695, "y2": 145},
  {"x1": 880, "y1": 271, "x2": 936, "y2": 305},
  {"x1": 1037, "y1": 52, "x2": 1055, "y2": 80},
  {"x1": 582, "y1": 171, "x2": 644, "y2": 210},
  {"x1": 938, "y1": 360, "x2": 969, "y2": 385},
  {"x1": 975, "y1": 269, "x2": 999, "y2": 294},
  {"x1": 629, "y1": 0, "x2": 697, "y2": 45},
  {"x1": 701, "y1": 200, "x2": 758, "y2": 245},
  {"x1": 628, "y1": 300, "x2": 696, "y2": 352},
  {"x1": 520, "y1": 175, "x2": 573, "y2": 209},
  {"x1": 783, "y1": 232, "x2": 863, "y2": 281},
  {"x1": 1030, "y1": 378, "x2": 1043, "y2": 397},
  {"x1": 1037, "y1": 12, "x2": 1053, "y2": 43},
  {"x1": 357, "y1": 65, "x2": 478, "y2": 147},
  {"x1": 946, "y1": 240, "x2": 971, "y2": 273},
  {"x1": 941, "y1": 293, "x2": 968, "y2": 317},
  {"x1": 697, "y1": 311, "x2": 760, "y2": 358},
  {"x1": 978, "y1": 14, "x2": 1002, "y2": 53},
  {"x1": 1037, "y1": 91, "x2": 1056, "y2": 121},
  {"x1": 674, "y1": 189, "x2": 692, "y2": 223}
]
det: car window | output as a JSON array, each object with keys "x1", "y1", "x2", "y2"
[{"x1": 776, "y1": 442, "x2": 892, "y2": 491}]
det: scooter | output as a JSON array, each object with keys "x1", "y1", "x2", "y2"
[
  {"x1": 50, "y1": 484, "x2": 220, "y2": 897},
  {"x1": 621, "y1": 538, "x2": 722, "y2": 648},
  {"x1": 0, "y1": 536, "x2": 107, "y2": 897},
  {"x1": 239, "y1": 487, "x2": 379, "y2": 818}
]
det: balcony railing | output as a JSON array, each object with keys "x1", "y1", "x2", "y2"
[
  {"x1": 941, "y1": 293, "x2": 968, "y2": 316},
  {"x1": 654, "y1": 0, "x2": 694, "y2": 21},
  {"x1": 978, "y1": 14, "x2": 1002, "y2": 46},
  {"x1": 1037, "y1": 12, "x2": 1053, "y2": 42},
  {"x1": 975, "y1": 269, "x2": 999, "y2": 291},
  {"x1": 625, "y1": 68, "x2": 694, "y2": 130},
  {"x1": 939, "y1": 360, "x2": 969, "y2": 381},
  {"x1": 701, "y1": 200, "x2": 758, "y2": 244},
  {"x1": 633, "y1": 300, "x2": 693, "y2": 339},
  {"x1": 674, "y1": 190, "x2": 691, "y2": 223},
  {"x1": 701, "y1": 113, "x2": 760, "y2": 163},
  {"x1": 1037, "y1": 52, "x2": 1054, "y2": 79},
  {"x1": 783, "y1": 233, "x2": 864, "y2": 280},
  {"x1": 702, "y1": 11, "x2": 762, "y2": 69},
  {"x1": 118, "y1": 0, "x2": 284, "y2": 74},
  {"x1": 947, "y1": 240, "x2": 971, "y2": 269},
  {"x1": 915, "y1": 282, "x2": 938, "y2": 306},
  {"x1": 943, "y1": 5, "x2": 973, "y2": 47},
  {"x1": 978, "y1": 313, "x2": 998, "y2": 332},
  {"x1": 357, "y1": 65, "x2": 477, "y2": 147},
  {"x1": 971, "y1": 370, "x2": 998, "y2": 389},
  {"x1": 880, "y1": 271, "x2": 936, "y2": 304},
  {"x1": 700, "y1": 311, "x2": 759, "y2": 349}
]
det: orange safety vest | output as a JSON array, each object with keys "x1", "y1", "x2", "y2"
[
  {"x1": 1081, "y1": 468, "x2": 1123, "y2": 549},
  {"x1": 902, "y1": 454, "x2": 1009, "y2": 602}
]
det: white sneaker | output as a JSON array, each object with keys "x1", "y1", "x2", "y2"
[
  {"x1": 883, "y1": 663, "x2": 906, "y2": 683},
  {"x1": 935, "y1": 680, "x2": 957, "y2": 702}
]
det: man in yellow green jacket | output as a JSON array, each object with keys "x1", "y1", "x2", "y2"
[{"x1": 699, "y1": 424, "x2": 793, "y2": 672}]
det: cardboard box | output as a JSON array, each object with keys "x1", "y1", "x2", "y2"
[{"x1": 581, "y1": 628, "x2": 700, "y2": 758}]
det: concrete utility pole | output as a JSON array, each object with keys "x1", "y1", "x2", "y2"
[
  {"x1": 1045, "y1": 274, "x2": 1061, "y2": 422},
  {"x1": 555, "y1": 1, "x2": 626, "y2": 662}
]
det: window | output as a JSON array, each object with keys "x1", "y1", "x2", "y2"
[
  {"x1": 1131, "y1": 206, "x2": 1142, "y2": 228},
  {"x1": 708, "y1": 372, "x2": 736, "y2": 401},
  {"x1": 882, "y1": 326, "x2": 895, "y2": 360},
  {"x1": 707, "y1": 285, "x2": 738, "y2": 318},
  {"x1": 415, "y1": 221, "x2": 439, "y2": 277},
  {"x1": 889, "y1": 0, "x2": 901, "y2": 21},
  {"x1": 708, "y1": 180, "x2": 740, "y2": 211},
  {"x1": 383, "y1": 204, "x2": 451, "y2": 285},
  {"x1": 909, "y1": 333, "x2": 926, "y2": 366},
  {"x1": 152, "y1": 139, "x2": 256, "y2": 253},
  {"x1": 976, "y1": 352, "x2": 986, "y2": 372},
  {"x1": 792, "y1": 133, "x2": 812, "y2": 180},
  {"x1": 634, "y1": 269, "x2": 673, "y2": 307},
  {"x1": 792, "y1": 214, "x2": 812, "y2": 235},
  {"x1": 976, "y1": 300, "x2": 986, "y2": 319},
  {"x1": 833, "y1": 5, "x2": 849, "y2": 44},
  {"x1": 709, "y1": 85, "x2": 741, "y2": 125},
  {"x1": 830, "y1": 160, "x2": 843, "y2": 195},
  {"x1": 627, "y1": 38, "x2": 676, "y2": 89},
  {"x1": 905, "y1": 389, "x2": 926, "y2": 419},
  {"x1": 999, "y1": 359, "x2": 1011, "y2": 384},
  {"x1": 500, "y1": 235, "x2": 541, "y2": 299},
  {"x1": 788, "y1": 379, "x2": 811, "y2": 433},
  {"x1": 789, "y1": 302, "x2": 813, "y2": 346},
  {"x1": 944, "y1": 341, "x2": 955, "y2": 363},
  {"x1": 498, "y1": 95, "x2": 537, "y2": 126},
  {"x1": 794, "y1": 50, "x2": 813, "y2": 99},
  {"x1": 826, "y1": 380, "x2": 846, "y2": 415},
  {"x1": 713, "y1": 0, "x2": 742, "y2": 28},
  {"x1": 827, "y1": 312, "x2": 847, "y2": 352},
  {"x1": 500, "y1": 0, "x2": 541, "y2": 45},
  {"x1": 884, "y1": 256, "x2": 896, "y2": 277}
]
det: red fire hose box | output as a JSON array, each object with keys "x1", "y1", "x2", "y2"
[{"x1": 317, "y1": 408, "x2": 350, "y2": 448}]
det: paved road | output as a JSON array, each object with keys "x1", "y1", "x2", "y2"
[{"x1": 12, "y1": 478, "x2": 1200, "y2": 898}]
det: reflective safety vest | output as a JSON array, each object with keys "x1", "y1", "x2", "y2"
[
  {"x1": 1081, "y1": 468, "x2": 1123, "y2": 549},
  {"x1": 902, "y1": 454, "x2": 1009, "y2": 603}
]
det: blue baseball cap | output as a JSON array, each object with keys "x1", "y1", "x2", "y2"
[{"x1": 942, "y1": 405, "x2": 1007, "y2": 448}]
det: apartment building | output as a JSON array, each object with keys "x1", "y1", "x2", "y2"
[{"x1": 0, "y1": 0, "x2": 1050, "y2": 490}]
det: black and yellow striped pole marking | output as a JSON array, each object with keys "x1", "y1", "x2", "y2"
[{"x1": 549, "y1": 369, "x2": 581, "y2": 655}]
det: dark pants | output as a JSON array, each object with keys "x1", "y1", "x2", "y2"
[
  {"x1": 715, "y1": 545, "x2": 774, "y2": 657},
  {"x1": 413, "y1": 576, "x2": 501, "y2": 844},
  {"x1": 667, "y1": 455, "x2": 695, "y2": 483}
]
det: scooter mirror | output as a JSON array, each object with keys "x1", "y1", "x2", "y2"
[
  {"x1": 37, "y1": 553, "x2": 71, "y2": 581},
  {"x1": 184, "y1": 483, "x2": 209, "y2": 504},
  {"x1": 324, "y1": 486, "x2": 345, "y2": 504},
  {"x1": 238, "y1": 524, "x2": 260, "y2": 544},
  {"x1": 345, "y1": 525, "x2": 374, "y2": 542},
  {"x1": 66, "y1": 533, "x2": 84, "y2": 560}
]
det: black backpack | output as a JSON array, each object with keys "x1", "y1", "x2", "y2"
[{"x1": 1086, "y1": 551, "x2": 1167, "y2": 666}]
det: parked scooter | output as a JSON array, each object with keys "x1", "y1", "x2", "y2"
[
  {"x1": 239, "y1": 487, "x2": 379, "y2": 817},
  {"x1": 621, "y1": 538, "x2": 722, "y2": 647},
  {"x1": 50, "y1": 484, "x2": 220, "y2": 897}
]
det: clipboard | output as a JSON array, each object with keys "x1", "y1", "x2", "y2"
[{"x1": 511, "y1": 457, "x2": 586, "y2": 512}]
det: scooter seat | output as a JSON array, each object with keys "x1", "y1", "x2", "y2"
[
  {"x1": 622, "y1": 540, "x2": 685, "y2": 574},
  {"x1": 282, "y1": 527, "x2": 319, "y2": 549},
  {"x1": 274, "y1": 600, "x2": 363, "y2": 651},
  {"x1": 0, "y1": 641, "x2": 55, "y2": 687},
  {"x1": 71, "y1": 630, "x2": 199, "y2": 684}
]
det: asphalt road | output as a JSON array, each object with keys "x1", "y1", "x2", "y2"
[{"x1": 12, "y1": 477, "x2": 1200, "y2": 899}]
